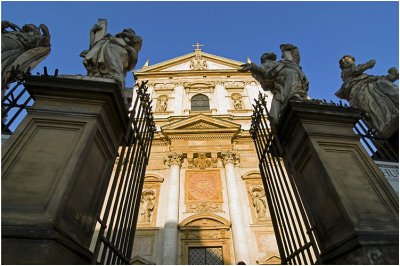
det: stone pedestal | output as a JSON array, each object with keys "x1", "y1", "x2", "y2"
[
  {"x1": 2, "y1": 76, "x2": 128, "y2": 264},
  {"x1": 277, "y1": 101, "x2": 399, "y2": 264}
]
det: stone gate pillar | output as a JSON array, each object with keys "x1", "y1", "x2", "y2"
[
  {"x1": 2, "y1": 75, "x2": 129, "y2": 264},
  {"x1": 277, "y1": 101, "x2": 399, "y2": 264},
  {"x1": 221, "y1": 151, "x2": 250, "y2": 264},
  {"x1": 161, "y1": 152, "x2": 183, "y2": 265}
]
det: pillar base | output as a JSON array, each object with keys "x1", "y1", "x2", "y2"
[
  {"x1": 2, "y1": 75, "x2": 129, "y2": 264},
  {"x1": 277, "y1": 101, "x2": 399, "y2": 264}
]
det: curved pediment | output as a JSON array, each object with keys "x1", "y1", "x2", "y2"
[{"x1": 179, "y1": 213, "x2": 231, "y2": 229}]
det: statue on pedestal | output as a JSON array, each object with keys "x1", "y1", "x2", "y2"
[
  {"x1": 240, "y1": 44, "x2": 309, "y2": 122},
  {"x1": 1, "y1": 20, "x2": 51, "y2": 89},
  {"x1": 80, "y1": 19, "x2": 142, "y2": 86},
  {"x1": 335, "y1": 55, "x2": 399, "y2": 139}
]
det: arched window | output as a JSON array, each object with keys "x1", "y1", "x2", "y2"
[{"x1": 191, "y1": 94, "x2": 210, "y2": 111}]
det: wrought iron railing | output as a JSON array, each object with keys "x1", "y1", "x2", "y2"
[
  {"x1": 91, "y1": 81, "x2": 156, "y2": 264},
  {"x1": 1, "y1": 68, "x2": 58, "y2": 136},
  {"x1": 250, "y1": 95, "x2": 322, "y2": 264},
  {"x1": 2, "y1": 76, "x2": 32, "y2": 135},
  {"x1": 354, "y1": 118, "x2": 398, "y2": 162}
]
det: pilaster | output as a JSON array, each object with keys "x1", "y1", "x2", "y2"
[
  {"x1": 220, "y1": 151, "x2": 250, "y2": 263},
  {"x1": 161, "y1": 152, "x2": 183, "y2": 264}
]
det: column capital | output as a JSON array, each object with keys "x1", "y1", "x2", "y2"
[
  {"x1": 220, "y1": 151, "x2": 240, "y2": 166},
  {"x1": 164, "y1": 152, "x2": 184, "y2": 167}
]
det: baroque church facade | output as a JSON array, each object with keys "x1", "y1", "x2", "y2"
[{"x1": 129, "y1": 45, "x2": 280, "y2": 265}]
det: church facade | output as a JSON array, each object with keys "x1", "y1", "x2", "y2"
[{"x1": 130, "y1": 45, "x2": 280, "y2": 265}]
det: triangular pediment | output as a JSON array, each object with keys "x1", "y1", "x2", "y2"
[
  {"x1": 161, "y1": 114, "x2": 241, "y2": 136},
  {"x1": 135, "y1": 51, "x2": 244, "y2": 74}
]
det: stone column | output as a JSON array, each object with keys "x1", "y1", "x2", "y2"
[
  {"x1": 162, "y1": 152, "x2": 183, "y2": 265},
  {"x1": 1, "y1": 76, "x2": 129, "y2": 264},
  {"x1": 221, "y1": 151, "x2": 250, "y2": 264},
  {"x1": 277, "y1": 101, "x2": 398, "y2": 264}
]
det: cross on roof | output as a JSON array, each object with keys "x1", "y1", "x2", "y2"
[{"x1": 193, "y1": 42, "x2": 204, "y2": 51}]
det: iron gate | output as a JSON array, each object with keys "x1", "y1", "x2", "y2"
[
  {"x1": 250, "y1": 94, "x2": 321, "y2": 264},
  {"x1": 250, "y1": 94, "x2": 398, "y2": 264},
  {"x1": 91, "y1": 81, "x2": 156, "y2": 264}
]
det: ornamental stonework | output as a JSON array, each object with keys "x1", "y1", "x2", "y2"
[
  {"x1": 186, "y1": 202, "x2": 222, "y2": 213},
  {"x1": 163, "y1": 152, "x2": 183, "y2": 167},
  {"x1": 220, "y1": 151, "x2": 240, "y2": 165},
  {"x1": 182, "y1": 229, "x2": 229, "y2": 240},
  {"x1": 185, "y1": 170, "x2": 223, "y2": 212},
  {"x1": 188, "y1": 153, "x2": 218, "y2": 170},
  {"x1": 190, "y1": 54, "x2": 208, "y2": 70}
]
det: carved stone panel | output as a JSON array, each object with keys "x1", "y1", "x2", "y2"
[
  {"x1": 188, "y1": 153, "x2": 218, "y2": 170},
  {"x1": 185, "y1": 170, "x2": 223, "y2": 213},
  {"x1": 231, "y1": 93, "x2": 243, "y2": 110},
  {"x1": 137, "y1": 176, "x2": 163, "y2": 227},
  {"x1": 156, "y1": 95, "x2": 168, "y2": 112},
  {"x1": 245, "y1": 179, "x2": 270, "y2": 224}
]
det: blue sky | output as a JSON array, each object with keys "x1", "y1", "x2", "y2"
[{"x1": 2, "y1": 1, "x2": 399, "y2": 101}]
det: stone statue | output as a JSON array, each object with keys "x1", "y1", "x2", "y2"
[
  {"x1": 80, "y1": 19, "x2": 142, "y2": 86},
  {"x1": 335, "y1": 55, "x2": 399, "y2": 138},
  {"x1": 140, "y1": 189, "x2": 155, "y2": 223},
  {"x1": 240, "y1": 44, "x2": 309, "y2": 122},
  {"x1": 251, "y1": 186, "x2": 267, "y2": 220},
  {"x1": 1, "y1": 20, "x2": 51, "y2": 88}
]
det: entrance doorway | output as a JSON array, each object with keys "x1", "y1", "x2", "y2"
[{"x1": 188, "y1": 246, "x2": 224, "y2": 265}]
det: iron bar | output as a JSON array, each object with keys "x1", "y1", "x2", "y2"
[
  {"x1": 251, "y1": 94, "x2": 322, "y2": 264},
  {"x1": 91, "y1": 82, "x2": 155, "y2": 265}
]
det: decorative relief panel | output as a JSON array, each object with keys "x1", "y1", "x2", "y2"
[
  {"x1": 190, "y1": 54, "x2": 208, "y2": 70},
  {"x1": 231, "y1": 93, "x2": 243, "y2": 110},
  {"x1": 156, "y1": 95, "x2": 168, "y2": 112},
  {"x1": 188, "y1": 153, "x2": 218, "y2": 170},
  {"x1": 182, "y1": 229, "x2": 229, "y2": 240},
  {"x1": 185, "y1": 170, "x2": 223, "y2": 213},
  {"x1": 245, "y1": 179, "x2": 270, "y2": 223},
  {"x1": 137, "y1": 176, "x2": 163, "y2": 227}
]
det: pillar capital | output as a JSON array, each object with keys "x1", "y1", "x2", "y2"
[
  {"x1": 164, "y1": 152, "x2": 184, "y2": 167},
  {"x1": 220, "y1": 151, "x2": 240, "y2": 166}
]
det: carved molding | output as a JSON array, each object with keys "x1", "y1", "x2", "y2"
[
  {"x1": 163, "y1": 152, "x2": 183, "y2": 167},
  {"x1": 186, "y1": 202, "x2": 223, "y2": 213},
  {"x1": 220, "y1": 151, "x2": 240, "y2": 166},
  {"x1": 182, "y1": 228, "x2": 229, "y2": 240}
]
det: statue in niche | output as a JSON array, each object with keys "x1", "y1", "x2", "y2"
[
  {"x1": 80, "y1": 19, "x2": 142, "y2": 86},
  {"x1": 240, "y1": 44, "x2": 309, "y2": 122},
  {"x1": 2, "y1": 20, "x2": 51, "y2": 88},
  {"x1": 231, "y1": 93, "x2": 243, "y2": 109},
  {"x1": 251, "y1": 186, "x2": 267, "y2": 220},
  {"x1": 157, "y1": 95, "x2": 168, "y2": 112},
  {"x1": 335, "y1": 55, "x2": 399, "y2": 139},
  {"x1": 140, "y1": 189, "x2": 155, "y2": 223}
]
